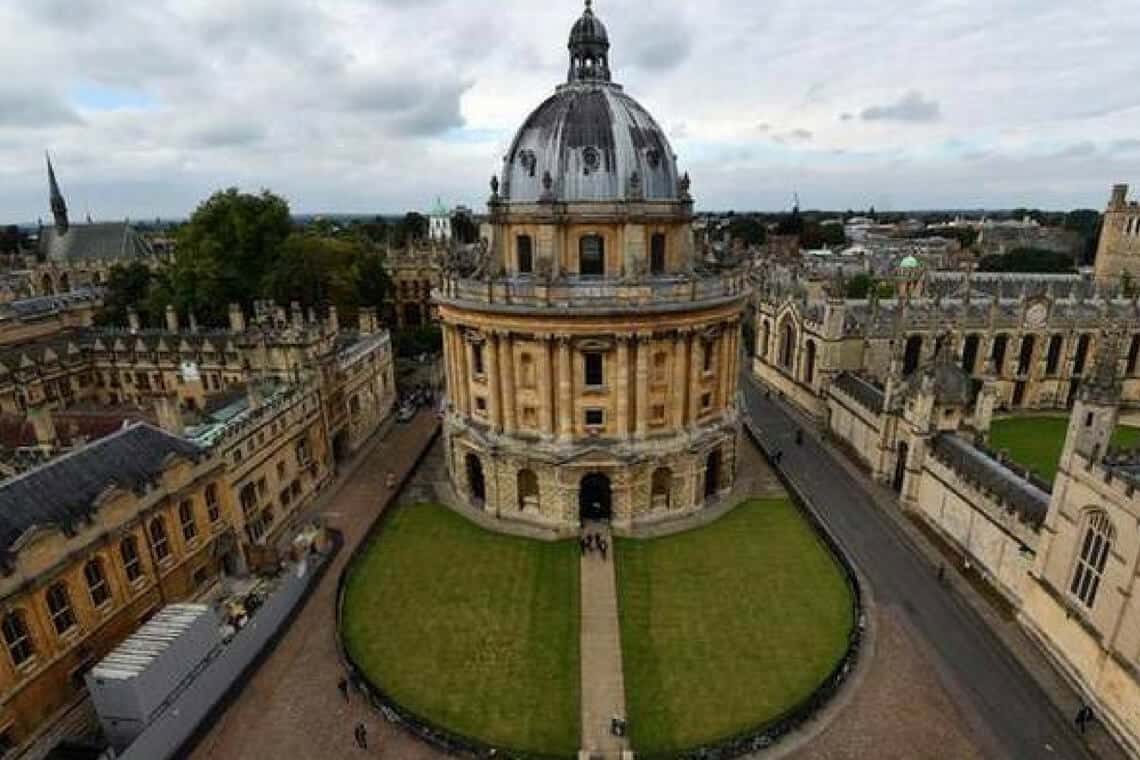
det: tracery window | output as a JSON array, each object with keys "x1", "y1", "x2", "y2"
[{"x1": 1070, "y1": 510, "x2": 1115, "y2": 608}]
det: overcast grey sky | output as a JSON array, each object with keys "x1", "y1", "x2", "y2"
[{"x1": 2, "y1": 0, "x2": 1140, "y2": 221}]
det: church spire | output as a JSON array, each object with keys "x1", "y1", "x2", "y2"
[{"x1": 46, "y1": 152, "x2": 69, "y2": 235}]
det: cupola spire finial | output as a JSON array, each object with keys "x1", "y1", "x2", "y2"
[{"x1": 567, "y1": 0, "x2": 611, "y2": 83}]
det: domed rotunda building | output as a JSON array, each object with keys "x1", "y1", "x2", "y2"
[{"x1": 436, "y1": 1, "x2": 749, "y2": 531}]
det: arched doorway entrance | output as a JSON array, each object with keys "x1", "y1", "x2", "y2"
[
  {"x1": 705, "y1": 450, "x2": 722, "y2": 500},
  {"x1": 465, "y1": 453, "x2": 486, "y2": 505},
  {"x1": 579, "y1": 472, "x2": 612, "y2": 522},
  {"x1": 892, "y1": 442, "x2": 908, "y2": 493}
]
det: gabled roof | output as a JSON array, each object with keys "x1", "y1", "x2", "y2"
[
  {"x1": 0, "y1": 423, "x2": 205, "y2": 555},
  {"x1": 929, "y1": 433, "x2": 1050, "y2": 528},
  {"x1": 38, "y1": 222, "x2": 153, "y2": 262}
]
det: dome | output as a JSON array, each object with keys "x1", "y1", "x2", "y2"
[
  {"x1": 899, "y1": 255, "x2": 921, "y2": 269},
  {"x1": 499, "y1": 2, "x2": 682, "y2": 205}
]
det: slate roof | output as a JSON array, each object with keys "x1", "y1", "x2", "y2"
[
  {"x1": 0, "y1": 287, "x2": 102, "y2": 322},
  {"x1": 929, "y1": 433, "x2": 1050, "y2": 528},
  {"x1": 833, "y1": 372, "x2": 885, "y2": 414},
  {"x1": 0, "y1": 423, "x2": 205, "y2": 555},
  {"x1": 38, "y1": 222, "x2": 153, "y2": 262}
]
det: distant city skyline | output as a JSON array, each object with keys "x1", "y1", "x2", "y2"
[{"x1": 2, "y1": 0, "x2": 1139, "y2": 220}]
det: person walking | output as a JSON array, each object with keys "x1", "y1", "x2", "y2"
[
  {"x1": 338, "y1": 676, "x2": 349, "y2": 702},
  {"x1": 354, "y1": 722, "x2": 368, "y2": 749},
  {"x1": 599, "y1": 537, "x2": 608, "y2": 561},
  {"x1": 579, "y1": 536, "x2": 587, "y2": 556},
  {"x1": 937, "y1": 565, "x2": 946, "y2": 584}
]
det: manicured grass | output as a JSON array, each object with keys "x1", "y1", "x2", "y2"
[
  {"x1": 342, "y1": 503, "x2": 580, "y2": 757},
  {"x1": 989, "y1": 416, "x2": 1140, "y2": 483},
  {"x1": 616, "y1": 498, "x2": 854, "y2": 757}
]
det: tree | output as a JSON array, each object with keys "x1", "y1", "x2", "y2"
[
  {"x1": 775, "y1": 206, "x2": 803, "y2": 236},
  {"x1": 0, "y1": 225, "x2": 27, "y2": 255},
  {"x1": 845, "y1": 273, "x2": 876, "y2": 299},
  {"x1": 452, "y1": 211, "x2": 479, "y2": 244},
  {"x1": 727, "y1": 216, "x2": 767, "y2": 246},
  {"x1": 261, "y1": 234, "x2": 360, "y2": 314},
  {"x1": 173, "y1": 188, "x2": 292, "y2": 323},
  {"x1": 96, "y1": 262, "x2": 155, "y2": 326},
  {"x1": 353, "y1": 252, "x2": 392, "y2": 314},
  {"x1": 978, "y1": 248, "x2": 1076, "y2": 274},
  {"x1": 1064, "y1": 209, "x2": 1103, "y2": 265}
]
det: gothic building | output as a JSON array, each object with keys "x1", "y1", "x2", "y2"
[
  {"x1": 1094, "y1": 183, "x2": 1140, "y2": 287},
  {"x1": 436, "y1": 2, "x2": 748, "y2": 531}
]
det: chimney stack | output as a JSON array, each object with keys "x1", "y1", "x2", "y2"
[
  {"x1": 27, "y1": 406, "x2": 57, "y2": 451},
  {"x1": 188, "y1": 312, "x2": 199, "y2": 333},
  {"x1": 165, "y1": 304, "x2": 179, "y2": 333},
  {"x1": 228, "y1": 303, "x2": 246, "y2": 333},
  {"x1": 291, "y1": 301, "x2": 304, "y2": 329},
  {"x1": 328, "y1": 305, "x2": 339, "y2": 333},
  {"x1": 153, "y1": 394, "x2": 184, "y2": 436},
  {"x1": 127, "y1": 306, "x2": 141, "y2": 333},
  {"x1": 1111, "y1": 184, "x2": 1129, "y2": 210},
  {"x1": 359, "y1": 307, "x2": 377, "y2": 335}
]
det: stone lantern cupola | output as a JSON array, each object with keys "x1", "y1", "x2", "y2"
[{"x1": 568, "y1": 0, "x2": 611, "y2": 83}]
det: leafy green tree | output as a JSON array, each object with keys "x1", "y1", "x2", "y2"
[
  {"x1": 0, "y1": 225, "x2": 27, "y2": 255},
  {"x1": 452, "y1": 211, "x2": 479, "y2": 244},
  {"x1": 261, "y1": 234, "x2": 359, "y2": 313},
  {"x1": 978, "y1": 248, "x2": 1077, "y2": 274},
  {"x1": 1064, "y1": 209, "x2": 1103, "y2": 265},
  {"x1": 174, "y1": 188, "x2": 292, "y2": 322},
  {"x1": 845, "y1": 273, "x2": 875, "y2": 299},
  {"x1": 727, "y1": 216, "x2": 767, "y2": 246},
  {"x1": 353, "y1": 252, "x2": 393, "y2": 314},
  {"x1": 96, "y1": 262, "x2": 155, "y2": 326},
  {"x1": 396, "y1": 324, "x2": 443, "y2": 358}
]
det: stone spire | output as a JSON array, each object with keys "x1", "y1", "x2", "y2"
[{"x1": 46, "y1": 152, "x2": 69, "y2": 235}]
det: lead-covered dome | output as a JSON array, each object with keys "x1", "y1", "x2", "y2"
[{"x1": 500, "y1": 1, "x2": 681, "y2": 204}]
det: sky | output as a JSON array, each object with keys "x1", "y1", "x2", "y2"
[{"x1": 3, "y1": 0, "x2": 1140, "y2": 222}]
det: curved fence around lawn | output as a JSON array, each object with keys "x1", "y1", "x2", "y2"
[
  {"x1": 634, "y1": 414, "x2": 869, "y2": 760},
  {"x1": 332, "y1": 425, "x2": 570, "y2": 760}
]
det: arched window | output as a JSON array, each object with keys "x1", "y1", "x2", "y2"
[
  {"x1": 778, "y1": 322, "x2": 795, "y2": 370},
  {"x1": 516, "y1": 235, "x2": 534, "y2": 274},
  {"x1": 517, "y1": 469, "x2": 539, "y2": 511},
  {"x1": 149, "y1": 517, "x2": 170, "y2": 562},
  {"x1": 1128, "y1": 335, "x2": 1140, "y2": 375},
  {"x1": 704, "y1": 449, "x2": 722, "y2": 500},
  {"x1": 804, "y1": 340, "x2": 816, "y2": 384},
  {"x1": 2, "y1": 610, "x2": 34, "y2": 667},
  {"x1": 1045, "y1": 334, "x2": 1063, "y2": 376},
  {"x1": 465, "y1": 453, "x2": 486, "y2": 504},
  {"x1": 40, "y1": 273, "x2": 53, "y2": 295},
  {"x1": 58, "y1": 273, "x2": 70, "y2": 293},
  {"x1": 84, "y1": 558, "x2": 110, "y2": 607},
  {"x1": 903, "y1": 335, "x2": 922, "y2": 375},
  {"x1": 45, "y1": 582, "x2": 76, "y2": 635},
  {"x1": 579, "y1": 235, "x2": 605, "y2": 276},
  {"x1": 961, "y1": 334, "x2": 980, "y2": 374},
  {"x1": 651, "y1": 467, "x2": 671, "y2": 510},
  {"x1": 650, "y1": 233, "x2": 666, "y2": 274},
  {"x1": 1070, "y1": 510, "x2": 1115, "y2": 608},
  {"x1": 1073, "y1": 334, "x2": 1091, "y2": 375},
  {"x1": 179, "y1": 500, "x2": 198, "y2": 542},
  {"x1": 991, "y1": 334, "x2": 1008, "y2": 373},
  {"x1": 1017, "y1": 335, "x2": 1035, "y2": 375},
  {"x1": 120, "y1": 536, "x2": 142, "y2": 582}
]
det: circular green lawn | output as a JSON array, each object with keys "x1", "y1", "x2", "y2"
[
  {"x1": 615, "y1": 498, "x2": 856, "y2": 756},
  {"x1": 341, "y1": 502, "x2": 581, "y2": 757}
]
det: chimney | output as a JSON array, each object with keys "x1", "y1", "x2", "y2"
[
  {"x1": 1111, "y1": 184, "x2": 1129, "y2": 210},
  {"x1": 359, "y1": 307, "x2": 376, "y2": 335},
  {"x1": 274, "y1": 305, "x2": 288, "y2": 328},
  {"x1": 153, "y1": 394, "x2": 184, "y2": 436},
  {"x1": 27, "y1": 406, "x2": 57, "y2": 450},
  {"x1": 306, "y1": 306, "x2": 316, "y2": 325},
  {"x1": 291, "y1": 301, "x2": 304, "y2": 328},
  {"x1": 228, "y1": 303, "x2": 246, "y2": 333},
  {"x1": 327, "y1": 305, "x2": 339, "y2": 333},
  {"x1": 188, "y1": 312, "x2": 199, "y2": 333},
  {"x1": 127, "y1": 306, "x2": 141, "y2": 333},
  {"x1": 165, "y1": 304, "x2": 179, "y2": 332}
]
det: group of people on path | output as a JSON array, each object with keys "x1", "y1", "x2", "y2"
[
  {"x1": 580, "y1": 532, "x2": 608, "y2": 560},
  {"x1": 338, "y1": 675, "x2": 374, "y2": 752}
]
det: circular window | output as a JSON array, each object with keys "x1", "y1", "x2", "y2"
[{"x1": 582, "y1": 147, "x2": 600, "y2": 174}]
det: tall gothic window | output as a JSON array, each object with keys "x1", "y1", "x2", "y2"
[
  {"x1": 991, "y1": 334, "x2": 1008, "y2": 373},
  {"x1": 1046, "y1": 334, "x2": 1063, "y2": 376},
  {"x1": 1017, "y1": 335, "x2": 1035, "y2": 375},
  {"x1": 903, "y1": 335, "x2": 922, "y2": 375},
  {"x1": 961, "y1": 334, "x2": 980, "y2": 374},
  {"x1": 1073, "y1": 334, "x2": 1091, "y2": 375},
  {"x1": 579, "y1": 235, "x2": 605, "y2": 276},
  {"x1": 1070, "y1": 510, "x2": 1115, "y2": 608},
  {"x1": 1128, "y1": 334, "x2": 1140, "y2": 375},
  {"x1": 779, "y1": 323, "x2": 795, "y2": 370},
  {"x1": 517, "y1": 235, "x2": 534, "y2": 274}
]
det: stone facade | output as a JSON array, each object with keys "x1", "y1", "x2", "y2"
[
  {"x1": 436, "y1": 4, "x2": 748, "y2": 532},
  {"x1": 384, "y1": 244, "x2": 440, "y2": 329},
  {"x1": 1094, "y1": 183, "x2": 1140, "y2": 287}
]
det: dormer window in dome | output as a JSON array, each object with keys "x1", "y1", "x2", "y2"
[
  {"x1": 582, "y1": 146, "x2": 600, "y2": 175},
  {"x1": 518, "y1": 150, "x2": 537, "y2": 177}
]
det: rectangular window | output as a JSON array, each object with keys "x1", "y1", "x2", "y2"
[
  {"x1": 149, "y1": 519, "x2": 170, "y2": 562},
  {"x1": 205, "y1": 484, "x2": 221, "y2": 523},
  {"x1": 295, "y1": 438, "x2": 312, "y2": 466},
  {"x1": 472, "y1": 343, "x2": 485, "y2": 376},
  {"x1": 584, "y1": 352, "x2": 604, "y2": 387},
  {"x1": 650, "y1": 233, "x2": 666, "y2": 275},
  {"x1": 179, "y1": 500, "x2": 198, "y2": 542},
  {"x1": 46, "y1": 583, "x2": 76, "y2": 636},
  {"x1": 703, "y1": 342, "x2": 714, "y2": 373},
  {"x1": 85, "y1": 560, "x2": 110, "y2": 607},
  {"x1": 517, "y1": 235, "x2": 534, "y2": 274},
  {"x1": 239, "y1": 483, "x2": 258, "y2": 516},
  {"x1": 579, "y1": 235, "x2": 605, "y2": 276},
  {"x1": 702, "y1": 392, "x2": 712, "y2": 409},
  {"x1": 3, "y1": 613, "x2": 34, "y2": 667},
  {"x1": 475, "y1": 396, "x2": 487, "y2": 412},
  {"x1": 121, "y1": 538, "x2": 142, "y2": 582},
  {"x1": 585, "y1": 408, "x2": 604, "y2": 426},
  {"x1": 652, "y1": 403, "x2": 666, "y2": 422}
]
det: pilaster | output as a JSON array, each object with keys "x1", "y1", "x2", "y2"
[
  {"x1": 635, "y1": 332, "x2": 651, "y2": 438},
  {"x1": 558, "y1": 334, "x2": 573, "y2": 440},
  {"x1": 616, "y1": 334, "x2": 631, "y2": 439}
]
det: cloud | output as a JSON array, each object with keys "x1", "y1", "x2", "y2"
[
  {"x1": 0, "y1": 89, "x2": 84, "y2": 128},
  {"x1": 861, "y1": 91, "x2": 941, "y2": 122},
  {"x1": 839, "y1": 113, "x2": 853, "y2": 121},
  {"x1": 186, "y1": 120, "x2": 266, "y2": 149},
  {"x1": 1049, "y1": 141, "x2": 1097, "y2": 159},
  {"x1": 1112, "y1": 139, "x2": 1140, "y2": 153},
  {"x1": 622, "y1": 18, "x2": 692, "y2": 71}
]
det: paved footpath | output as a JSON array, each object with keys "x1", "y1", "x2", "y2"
[
  {"x1": 190, "y1": 411, "x2": 446, "y2": 760},
  {"x1": 579, "y1": 524, "x2": 629, "y2": 759}
]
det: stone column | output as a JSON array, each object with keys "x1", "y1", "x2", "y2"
[
  {"x1": 719, "y1": 324, "x2": 732, "y2": 408},
  {"x1": 635, "y1": 332, "x2": 650, "y2": 438},
  {"x1": 443, "y1": 326, "x2": 457, "y2": 411},
  {"x1": 455, "y1": 328, "x2": 470, "y2": 415},
  {"x1": 616, "y1": 335, "x2": 631, "y2": 439},
  {"x1": 558, "y1": 335, "x2": 573, "y2": 440},
  {"x1": 540, "y1": 334, "x2": 555, "y2": 438},
  {"x1": 500, "y1": 332, "x2": 516, "y2": 434},
  {"x1": 672, "y1": 329, "x2": 690, "y2": 429},
  {"x1": 688, "y1": 332, "x2": 704, "y2": 425},
  {"x1": 488, "y1": 333, "x2": 502, "y2": 432}
]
